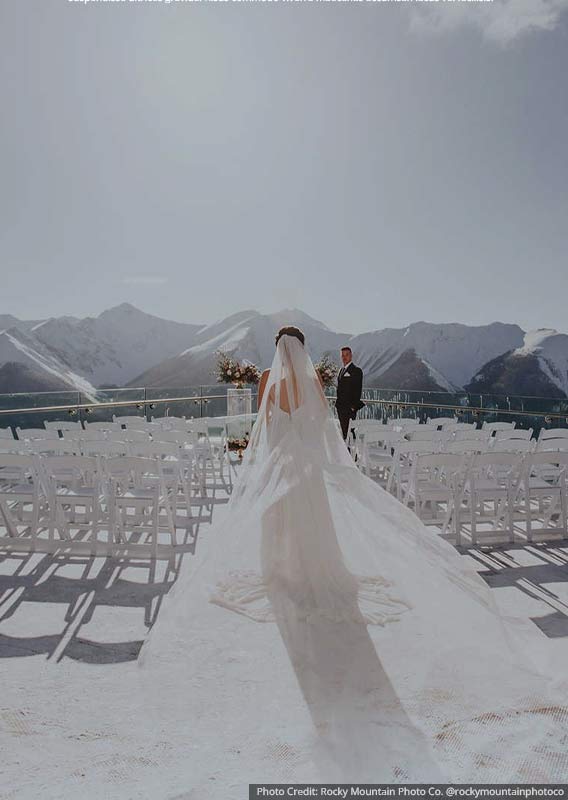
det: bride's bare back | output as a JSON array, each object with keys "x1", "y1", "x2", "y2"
[{"x1": 258, "y1": 369, "x2": 324, "y2": 413}]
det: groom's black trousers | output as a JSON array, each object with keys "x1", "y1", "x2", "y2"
[{"x1": 337, "y1": 407, "x2": 356, "y2": 441}]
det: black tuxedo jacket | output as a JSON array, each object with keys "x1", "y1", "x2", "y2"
[{"x1": 335, "y1": 363, "x2": 364, "y2": 417}]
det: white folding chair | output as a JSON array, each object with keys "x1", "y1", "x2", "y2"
[
  {"x1": 406, "y1": 429, "x2": 453, "y2": 443},
  {"x1": 164, "y1": 417, "x2": 193, "y2": 431},
  {"x1": 536, "y1": 438, "x2": 568, "y2": 453},
  {"x1": 0, "y1": 427, "x2": 16, "y2": 439},
  {"x1": 453, "y1": 429, "x2": 490, "y2": 442},
  {"x1": 426, "y1": 417, "x2": 457, "y2": 428},
  {"x1": 353, "y1": 420, "x2": 387, "y2": 452},
  {"x1": 491, "y1": 439, "x2": 535, "y2": 454},
  {"x1": 358, "y1": 430, "x2": 404, "y2": 483},
  {"x1": 533, "y1": 438, "x2": 568, "y2": 481},
  {"x1": 119, "y1": 419, "x2": 167, "y2": 434},
  {"x1": 388, "y1": 441, "x2": 442, "y2": 500},
  {"x1": 0, "y1": 453, "x2": 46, "y2": 540},
  {"x1": 442, "y1": 440, "x2": 487, "y2": 455},
  {"x1": 126, "y1": 441, "x2": 192, "y2": 526},
  {"x1": 190, "y1": 423, "x2": 232, "y2": 494},
  {"x1": 152, "y1": 415, "x2": 186, "y2": 427},
  {"x1": 84, "y1": 421, "x2": 122, "y2": 434},
  {"x1": 81, "y1": 440, "x2": 130, "y2": 460},
  {"x1": 31, "y1": 440, "x2": 80, "y2": 457},
  {"x1": 152, "y1": 429, "x2": 194, "y2": 447},
  {"x1": 151, "y1": 430, "x2": 207, "y2": 500},
  {"x1": 104, "y1": 456, "x2": 176, "y2": 552},
  {"x1": 495, "y1": 428, "x2": 533, "y2": 441},
  {"x1": 482, "y1": 421, "x2": 517, "y2": 433},
  {"x1": 109, "y1": 420, "x2": 150, "y2": 432},
  {"x1": 205, "y1": 419, "x2": 229, "y2": 448},
  {"x1": 117, "y1": 429, "x2": 151, "y2": 443},
  {"x1": 354, "y1": 419, "x2": 386, "y2": 434},
  {"x1": 389, "y1": 418, "x2": 421, "y2": 431},
  {"x1": 44, "y1": 420, "x2": 83, "y2": 433},
  {"x1": 462, "y1": 452, "x2": 522, "y2": 545},
  {"x1": 538, "y1": 428, "x2": 568, "y2": 443},
  {"x1": 518, "y1": 452, "x2": 568, "y2": 542},
  {"x1": 112, "y1": 415, "x2": 146, "y2": 427},
  {"x1": 16, "y1": 427, "x2": 59, "y2": 441},
  {"x1": 0, "y1": 440, "x2": 30, "y2": 455},
  {"x1": 40, "y1": 455, "x2": 106, "y2": 545},
  {"x1": 62, "y1": 429, "x2": 109, "y2": 442},
  {"x1": 404, "y1": 452, "x2": 468, "y2": 537}
]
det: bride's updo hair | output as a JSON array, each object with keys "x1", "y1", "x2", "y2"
[{"x1": 275, "y1": 326, "x2": 305, "y2": 347}]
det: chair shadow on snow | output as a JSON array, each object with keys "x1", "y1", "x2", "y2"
[
  {"x1": 464, "y1": 543, "x2": 568, "y2": 638},
  {"x1": 0, "y1": 518, "x2": 209, "y2": 664}
]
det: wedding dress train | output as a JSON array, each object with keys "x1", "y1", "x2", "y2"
[{"x1": 137, "y1": 335, "x2": 568, "y2": 792}]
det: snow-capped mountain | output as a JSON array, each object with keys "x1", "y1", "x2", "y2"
[
  {"x1": 366, "y1": 349, "x2": 456, "y2": 393},
  {"x1": 128, "y1": 313, "x2": 529, "y2": 394},
  {"x1": 2, "y1": 303, "x2": 567, "y2": 398},
  {"x1": 349, "y1": 322, "x2": 525, "y2": 390},
  {"x1": 467, "y1": 329, "x2": 568, "y2": 398},
  {"x1": 0, "y1": 327, "x2": 98, "y2": 397},
  {"x1": 0, "y1": 361, "x2": 76, "y2": 394},
  {"x1": 0, "y1": 303, "x2": 203, "y2": 395},
  {"x1": 0, "y1": 314, "x2": 46, "y2": 335},
  {"x1": 515, "y1": 330, "x2": 568, "y2": 396},
  {"x1": 128, "y1": 309, "x2": 349, "y2": 388},
  {"x1": 32, "y1": 303, "x2": 203, "y2": 387}
]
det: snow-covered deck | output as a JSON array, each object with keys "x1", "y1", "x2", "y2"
[{"x1": 2, "y1": 499, "x2": 568, "y2": 798}]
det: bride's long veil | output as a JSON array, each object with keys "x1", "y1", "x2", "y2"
[
  {"x1": 208, "y1": 334, "x2": 414, "y2": 627},
  {"x1": 226, "y1": 332, "x2": 358, "y2": 514},
  {"x1": 137, "y1": 335, "x2": 568, "y2": 784}
]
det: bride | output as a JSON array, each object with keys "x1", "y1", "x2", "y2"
[{"x1": 137, "y1": 327, "x2": 568, "y2": 790}]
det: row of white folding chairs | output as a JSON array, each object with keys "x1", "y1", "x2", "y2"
[
  {"x1": 358, "y1": 418, "x2": 568, "y2": 439},
  {"x1": 356, "y1": 428, "x2": 536, "y2": 477},
  {"x1": 405, "y1": 428, "x2": 533, "y2": 443},
  {"x1": 0, "y1": 415, "x2": 228, "y2": 439},
  {"x1": 355, "y1": 417, "x2": 521, "y2": 433},
  {"x1": 401, "y1": 450, "x2": 568, "y2": 545},
  {"x1": 426, "y1": 418, "x2": 517, "y2": 431},
  {"x1": 14, "y1": 429, "x2": 233, "y2": 497},
  {"x1": 5, "y1": 423, "x2": 232, "y2": 487},
  {"x1": 11, "y1": 418, "x2": 230, "y2": 470},
  {"x1": 356, "y1": 418, "x2": 461, "y2": 431},
  {"x1": 0, "y1": 450, "x2": 212, "y2": 551},
  {"x1": 3, "y1": 426, "x2": 222, "y2": 473},
  {"x1": 401, "y1": 450, "x2": 520, "y2": 540},
  {"x1": 426, "y1": 418, "x2": 518, "y2": 431},
  {"x1": 2, "y1": 428, "x2": 210, "y2": 453},
  {"x1": 84, "y1": 432, "x2": 232, "y2": 493},
  {"x1": 359, "y1": 432, "x2": 568, "y2": 497},
  {"x1": 33, "y1": 414, "x2": 233, "y2": 459}
]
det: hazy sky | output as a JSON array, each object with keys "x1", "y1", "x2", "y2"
[{"x1": 1, "y1": 0, "x2": 567, "y2": 335}]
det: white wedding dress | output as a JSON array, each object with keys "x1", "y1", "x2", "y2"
[{"x1": 137, "y1": 335, "x2": 568, "y2": 792}]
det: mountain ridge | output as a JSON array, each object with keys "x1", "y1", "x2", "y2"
[{"x1": 1, "y1": 304, "x2": 567, "y2": 398}]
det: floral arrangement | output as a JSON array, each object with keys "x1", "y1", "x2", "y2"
[
  {"x1": 227, "y1": 434, "x2": 251, "y2": 459},
  {"x1": 215, "y1": 351, "x2": 261, "y2": 388},
  {"x1": 314, "y1": 354, "x2": 339, "y2": 388}
]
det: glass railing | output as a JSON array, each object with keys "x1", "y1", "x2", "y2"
[
  {"x1": 1, "y1": 384, "x2": 567, "y2": 436},
  {"x1": 323, "y1": 387, "x2": 568, "y2": 434},
  {"x1": 0, "y1": 385, "x2": 259, "y2": 434}
]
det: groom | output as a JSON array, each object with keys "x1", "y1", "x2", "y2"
[{"x1": 335, "y1": 346, "x2": 365, "y2": 442}]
